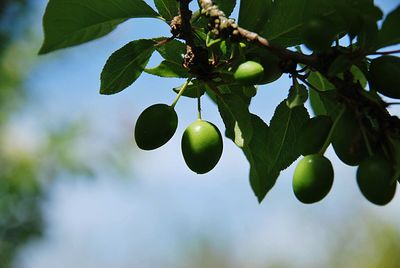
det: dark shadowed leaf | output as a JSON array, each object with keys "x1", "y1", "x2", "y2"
[
  {"x1": 376, "y1": 5, "x2": 400, "y2": 49},
  {"x1": 100, "y1": 39, "x2": 156, "y2": 95},
  {"x1": 260, "y1": 0, "x2": 381, "y2": 48},
  {"x1": 213, "y1": 0, "x2": 236, "y2": 17},
  {"x1": 260, "y1": 0, "x2": 334, "y2": 47},
  {"x1": 239, "y1": 0, "x2": 272, "y2": 32},
  {"x1": 328, "y1": 55, "x2": 353, "y2": 76},
  {"x1": 39, "y1": 0, "x2": 159, "y2": 54}
]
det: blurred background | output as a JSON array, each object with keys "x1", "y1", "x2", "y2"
[{"x1": 0, "y1": 0, "x2": 399, "y2": 267}]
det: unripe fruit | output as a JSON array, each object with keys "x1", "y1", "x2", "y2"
[
  {"x1": 246, "y1": 49, "x2": 282, "y2": 84},
  {"x1": 234, "y1": 61, "x2": 264, "y2": 85},
  {"x1": 357, "y1": 156, "x2": 397, "y2": 206},
  {"x1": 134, "y1": 104, "x2": 178, "y2": 150},
  {"x1": 332, "y1": 110, "x2": 368, "y2": 166},
  {"x1": 368, "y1": 56, "x2": 400, "y2": 99},
  {"x1": 293, "y1": 154, "x2": 334, "y2": 204},
  {"x1": 181, "y1": 120, "x2": 223, "y2": 174},
  {"x1": 302, "y1": 17, "x2": 336, "y2": 52},
  {"x1": 298, "y1": 116, "x2": 333, "y2": 156}
]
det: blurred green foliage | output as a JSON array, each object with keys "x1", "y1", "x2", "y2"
[
  {"x1": 0, "y1": 1, "x2": 93, "y2": 267},
  {"x1": 0, "y1": 1, "x2": 41, "y2": 267}
]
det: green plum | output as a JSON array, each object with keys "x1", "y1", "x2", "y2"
[
  {"x1": 302, "y1": 17, "x2": 336, "y2": 52},
  {"x1": 298, "y1": 116, "x2": 333, "y2": 156},
  {"x1": 246, "y1": 49, "x2": 282, "y2": 84},
  {"x1": 368, "y1": 56, "x2": 400, "y2": 99},
  {"x1": 332, "y1": 110, "x2": 368, "y2": 166},
  {"x1": 181, "y1": 120, "x2": 223, "y2": 174},
  {"x1": 357, "y1": 156, "x2": 397, "y2": 206},
  {"x1": 134, "y1": 104, "x2": 178, "y2": 150},
  {"x1": 233, "y1": 61, "x2": 264, "y2": 85},
  {"x1": 293, "y1": 154, "x2": 334, "y2": 204}
]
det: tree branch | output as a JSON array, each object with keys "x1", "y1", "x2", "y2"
[
  {"x1": 198, "y1": 0, "x2": 318, "y2": 67},
  {"x1": 178, "y1": 0, "x2": 195, "y2": 48}
]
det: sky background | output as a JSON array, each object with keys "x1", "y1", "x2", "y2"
[{"x1": 4, "y1": 0, "x2": 400, "y2": 267}]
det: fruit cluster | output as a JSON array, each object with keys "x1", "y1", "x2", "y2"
[
  {"x1": 134, "y1": 4, "x2": 400, "y2": 205},
  {"x1": 134, "y1": 103, "x2": 223, "y2": 174},
  {"x1": 294, "y1": 111, "x2": 397, "y2": 205},
  {"x1": 134, "y1": 50, "x2": 399, "y2": 205},
  {"x1": 134, "y1": 59, "x2": 273, "y2": 174}
]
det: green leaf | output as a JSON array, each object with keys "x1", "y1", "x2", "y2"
[
  {"x1": 307, "y1": 71, "x2": 335, "y2": 116},
  {"x1": 260, "y1": 0, "x2": 334, "y2": 47},
  {"x1": 266, "y1": 101, "x2": 309, "y2": 172},
  {"x1": 239, "y1": 0, "x2": 272, "y2": 32},
  {"x1": 213, "y1": 0, "x2": 236, "y2": 17},
  {"x1": 145, "y1": 61, "x2": 189, "y2": 78},
  {"x1": 376, "y1": 6, "x2": 400, "y2": 49},
  {"x1": 309, "y1": 89, "x2": 327, "y2": 116},
  {"x1": 173, "y1": 80, "x2": 205, "y2": 98},
  {"x1": 286, "y1": 83, "x2": 308, "y2": 109},
  {"x1": 154, "y1": 39, "x2": 186, "y2": 64},
  {"x1": 39, "y1": 0, "x2": 159, "y2": 54},
  {"x1": 308, "y1": 72, "x2": 335, "y2": 91},
  {"x1": 205, "y1": 87, "x2": 218, "y2": 104},
  {"x1": 242, "y1": 115, "x2": 280, "y2": 202},
  {"x1": 332, "y1": 0, "x2": 382, "y2": 39},
  {"x1": 351, "y1": 65, "x2": 367, "y2": 88},
  {"x1": 217, "y1": 93, "x2": 253, "y2": 148},
  {"x1": 259, "y1": 0, "x2": 381, "y2": 48},
  {"x1": 358, "y1": 20, "x2": 379, "y2": 51},
  {"x1": 154, "y1": 0, "x2": 179, "y2": 22},
  {"x1": 100, "y1": 39, "x2": 156, "y2": 95},
  {"x1": 319, "y1": 91, "x2": 342, "y2": 118}
]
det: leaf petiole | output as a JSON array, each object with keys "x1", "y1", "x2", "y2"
[
  {"x1": 171, "y1": 77, "x2": 193, "y2": 108},
  {"x1": 318, "y1": 105, "x2": 346, "y2": 155}
]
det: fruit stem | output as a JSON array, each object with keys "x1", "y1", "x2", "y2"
[
  {"x1": 171, "y1": 77, "x2": 193, "y2": 108},
  {"x1": 318, "y1": 105, "x2": 346, "y2": 155},
  {"x1": 197, "y1": 87, "x2": 202, "y2": 120}
]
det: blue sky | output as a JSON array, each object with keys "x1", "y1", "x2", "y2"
[{"x1": 8, "y1": 1, "x2": 400, "y2": 267}]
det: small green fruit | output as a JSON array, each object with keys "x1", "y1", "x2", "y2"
[
  {"x1": 234, "y1": 61, "x2": 264, "y2": 85},
  {"x1": 368, "y1": 56, "x2": 400, "y2": 99},
  {"x1": 302, "y1": 17, "x2": 336, "y2": 52},
  {"x1": 332, "y1": 110, "x2": 368, "y2": 166},
  {"x1": 134, "y1": 104, "x2": 178, "y2": 150},
  {"x1": 181, "y1": 120, "x2": 223, "y2": 174},
  {"x1": 357, "y1": 156, "x2": 397, "y2": 206},
  {"x1": 246, "y1": 49, "x2": 282, "y2": 84},
  {"x1": 293, "y1": 154, "x2": 334, "y2": 204},
  {"x1": 298, "y1": 116, "x2": 332, "y2": 156}
]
